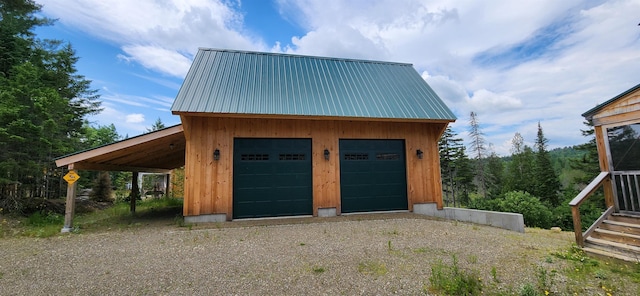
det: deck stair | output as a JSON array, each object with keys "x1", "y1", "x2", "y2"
[{"x1": 583, "y1": 213, "x2": 640, "y2": 262}]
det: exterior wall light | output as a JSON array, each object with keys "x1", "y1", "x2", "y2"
[
  {"x1": 324, "y1": 149, "x2": 330, "y2": 160},
  {"x1": 214, "y1": 149, "x2": 220, "y2": 161},
  {"x1": 416, "y1": 149, "x2": 424, "y2": 159}
]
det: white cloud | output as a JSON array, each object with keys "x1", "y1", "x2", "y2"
[
  {"x1": 468, "y1": 89, "x2": 523, "y2": 113},
  {"x1": 272, "y1": 0, "x2": 640, "y2": 156},
  {"x1": 126, "y1": 114, "x2": 145, "y2": 124},
  {"x1": 90, "y1": 105, "x2": 148, "y2": 136},
  {"x1": 121, "y1": 45, "x2": 193, "y2": 78},
  {"x1": 40, "y1": 0, "x2": 640, "y2": 156},
  {"x1": 40, "y1": 0, "x2": 267, "y2": 78}
]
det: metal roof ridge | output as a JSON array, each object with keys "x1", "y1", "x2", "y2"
[{"x1": 196, "y1": 47, "x2": 413, "y2": 67}]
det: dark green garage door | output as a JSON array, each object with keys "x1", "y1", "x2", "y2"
[
  {"x1": 233, "y1": 138, "x2": 312, "y2": 219},
  {"x1": 340, "y1": 139, "x2": 408, "y2": 213}
]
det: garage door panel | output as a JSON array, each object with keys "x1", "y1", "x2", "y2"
[
  {"x1": 340, "y1": 139, "x2": 408, "y2": 213},
  {"x1": 233, "y1": 138, "x2": 312, "y2": 219}
]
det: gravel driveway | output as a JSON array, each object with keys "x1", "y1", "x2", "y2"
[{"x1": 0, "y1": 213, "x2": 583, "y2": 295}]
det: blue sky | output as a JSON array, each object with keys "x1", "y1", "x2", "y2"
[{"x1": 36, "y1": 0, "x2": 640, "y2": 155}]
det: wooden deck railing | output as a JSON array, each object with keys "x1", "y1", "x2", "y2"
[
  {"x1": 568, "y1": 172, "x2": 610, "y2": 246},
  {"x1": 611, "y1": 171, "x2": 640, "y2": 212}
]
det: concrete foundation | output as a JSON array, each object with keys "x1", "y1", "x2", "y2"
[
  {"x1": 184, "y1": 214, "x2": 227, "y2": 223},
  {"x1": 318, "y1": 207, "x2": 337, "y2": 217},
  {"x1": 414, "y1": 203, "x2": 525, "y2": 233}
]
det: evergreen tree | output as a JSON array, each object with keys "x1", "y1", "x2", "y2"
[
  {"x1": 533, "y1": 122, "x2": 561, "y2": 206},
  {"x1": 90, "y1": 171, "x2": 113, "y2": 202},
  {"x1": 485, "y1": 151, "x2": 504, "y2": 199},
  {"x1": 439, "y1": 126, "x2": 466, "y2": 206},
  {"x1": 0, "y1": 0, "x2": 100, "y2": 210},
  {"x1": 146, "y1": 117, "x2": 166, "y2": 132},
  {"x1": 504, "y1": 133, "x2": 535, "y2": 194},
  {"x1": 468, "y1": 111, "x2": 488, "y2": 197},
  {"x1": 570, "y1": 121, "x2": 600, "y2": 184},
  {"x1": 452, "y1": 147, "x2": 475, "y2": 206}
]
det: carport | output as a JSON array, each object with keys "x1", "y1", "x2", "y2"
[{"x1": 54, "y1": 124, "x2": 186, "y2": 232}]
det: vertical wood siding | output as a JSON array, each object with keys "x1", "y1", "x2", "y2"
[{"x1": 182, "y1": 116, "x2": 446, "y2": 220}]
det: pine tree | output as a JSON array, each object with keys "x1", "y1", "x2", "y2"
[
  {"x1": 0, "y1": 0, "x2": 100, "y2": 209},
  {"x1": 90, "y1": 171, "x2": 113, "y2": 202},
  {"x1": 439, "y1": 126, "x2": 466, "y2": 206},
  {"x1": 570, "y1": 121, "x2": 600, "y2": 184},
  {"x1": 468, "y1": 111, "x2": 488, "y2": 197},
  {"x1": 452, "y1": 147, "x2": 475, "y2": 206},
  {"x1": 146, "y1": 117, "x2": 166, "y2": 132},
  {"x1": 485, "y1": 151, "x2": 504, "y2": 199},
  {"x1": 533, "y1": 122, "x2": 561, "y2": 206}
]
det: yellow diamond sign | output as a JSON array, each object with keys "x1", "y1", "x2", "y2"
[{"x1": 63, "y1": 170, "x2": 80, "y2": 184}]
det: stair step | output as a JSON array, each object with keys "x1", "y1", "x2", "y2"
[
  {"x1": 585, "y1": 237, "x2": 640, "y2": 258},
  {"x1": 592, "y1": 228, "x2": 640, "y2": 247},
  {"x1": 582, "y1": 246, "x2": 640, "y2": 263},
  {"x1": 609, "y1": 213, "x2": 640, "y2": 225},
  {"x1": 601, "y1": 220, "x2": 640, "y2": 235}
]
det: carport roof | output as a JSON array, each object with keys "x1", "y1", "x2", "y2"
[{"x1": 55, "y1": 124, "x2": 185, "y2": 172}]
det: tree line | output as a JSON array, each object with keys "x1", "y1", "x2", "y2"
[
  {"x1": 439, "y1": 112, "x2": 605, "y2": 230},
  {"x1": 0, "y1": 1, "x2": 606, "y2": 231},
  {"x1": 0, "y1": 1, "x2": 126, "y2": 212}
]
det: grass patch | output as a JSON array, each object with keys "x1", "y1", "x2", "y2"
[
  {"x1": 2, "y1": 198, "x2": 184, "y2": 238},
  {"x1": 358, "y1": 260, "x2": 387, "y2": 277},
  {"x1": 75, "y1": 198, "x2": 183, "y2": 230},
  {"x1": 428, "y1": 255, "x2": 483, "y2": 295},
  {"x1": 551, "y1": 244, "x2": 640, "y2": 294}
]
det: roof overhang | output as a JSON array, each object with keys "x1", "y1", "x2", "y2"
[
  {"x1": 55, "y1": 125, "x2": 185, "y2": 173},
  {"x1": 174, "y1": 111, "x2": 456, "y2": 124},
  {"x1": 582, "y1": 83, "x2": 640, "y2": 120}
]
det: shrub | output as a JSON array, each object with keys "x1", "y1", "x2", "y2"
[
  {"x1": 468, "y1": 196, "x2": 501, "y2": 211},
  {"x1": 90, "y1": 172, "x2": 113, "y2": 202},
  {"x1": 499, "y1": 191, "x2": 553, "y2": 229}
]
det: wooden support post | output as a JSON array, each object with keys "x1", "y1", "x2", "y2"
[
  {"x1": 571, "y1": 206, "x2": 583, "y2": 247},
  {"x1": 61, "y1": 166, "x2": 78, "y2": 233},
  {"x1": 131, "y1": 171, "x2": 139, "y2": 213},
  {"x1": 165, "y1": 173, "x2": 171, "y2": 198}
]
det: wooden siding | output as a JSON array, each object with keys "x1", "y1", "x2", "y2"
[
  {"x1": 181, "y1": 116, "x2": 446, "y2": 220},
  {"x1": 591, "y1": 88, "x2": 640, "y2": 126}
]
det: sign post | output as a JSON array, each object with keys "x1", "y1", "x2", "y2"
[{"x1": 61, "y1": 170, "x2": 80, "y2": 233}]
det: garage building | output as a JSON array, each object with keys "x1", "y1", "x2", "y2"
[{"x1": 172, "y1": 49, "x2": 456, "y2": 222}]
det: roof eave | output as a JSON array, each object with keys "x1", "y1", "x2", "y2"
[
  {"x1": 172, "y1": 111, "x2": 456, "y2": 123},
  {"x1": 582, "y1": 83, "x2": 640, "y2": 118}
]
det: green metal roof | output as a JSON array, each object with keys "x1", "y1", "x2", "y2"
[
  {"x1": 582, "y1": 83, "x2": 640, "y2": 119},
  {"x1": 171, "y1": 48, "x2": 456, "y2": 121}
]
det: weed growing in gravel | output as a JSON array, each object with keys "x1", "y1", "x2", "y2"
[
  {"x1": 358, "y1": 260, "x2": 387, "y2": 277},
  {"x1": 467, "y1": 254, "x2": 478, "y2": 264},
  {"x1": 490, "y1": 266, "x2": 499, "y2": 283},
  {"x1": 519, "y1": 283, "x2": 537, "y2": 296},
  {"x1": 311, "y1": 266, "x2": 326, "y2": 274},
  {"x1": 428, "y1": 255, "x2": 483, "y2": 295},
  {"x1": 535, "y1": 266, "x2": 556, "y2": 294}
]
